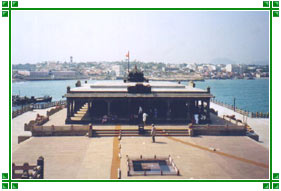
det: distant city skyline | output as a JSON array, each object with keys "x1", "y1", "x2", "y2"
[{"x1": 12, "y1": 11, "x2": 269, "y2": 65}]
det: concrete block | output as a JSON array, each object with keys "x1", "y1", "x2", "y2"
[{"x1": 18, "y1": 136, "x2": 31, "y2": 144}]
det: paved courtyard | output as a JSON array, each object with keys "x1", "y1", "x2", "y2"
[{"x1": 13, "y1": 133, "x2": 269, "y2": 179}]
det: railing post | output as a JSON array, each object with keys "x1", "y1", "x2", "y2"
[
  {"x1": 22, "y1": 163, "x2": 29, "y2": 179},
  {"x1": 51, "y1": 125, "x2": 55, "y2": 133},
  {"x1": 37, "y1": 156, "x2": 44, "y2": 179},
  {"x1": 12, "y1": 163, "x2": 16, "y2": 179},
  {"x1": 88, "y1": 123, "x2": 93, "y2": 137}
]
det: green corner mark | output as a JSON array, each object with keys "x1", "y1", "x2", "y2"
[
  {"x1": 273, "y1": 173, "x2": 280, "y2": 179},
  {"x1": 12, "y1": 183, "x2": 18, "y2": 189},
  {"x1": 263, "y1": 1, "x2": 270, "y2": 7},
  {"x1": 273, "y1": 1, "x2": 279, "y2": 7},
  {"x1": 2, "y1": 173, "x2": 8, "y2": 179},
  {"x1": 273, "y1": 11, "x2": 279, "y2": 17},
  {"x1": 263, "y1": 183, "x2": 270, "y2": 189},
  {"x1": 2, "y1": 183, "x2": 8, "y2": 189},
  {"x1": 2, "y1": 1, "x2": 8, "y2": 7},
  {"x1": 12, "y1": 1, "x2": 18, "y2": 7},
  {"x1": 273, "y1": 183, "x2": 279, "y2": 189},
  {"x1": 2, "y1": 11, "x2": 8, "y2": 17}
]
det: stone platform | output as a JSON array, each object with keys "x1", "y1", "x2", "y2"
[{"x1": 12, "y1": 131, "x2": 269, "y2": 179}]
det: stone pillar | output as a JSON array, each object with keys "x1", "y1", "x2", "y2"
[
  {"x1": 74, "y1": 100, "x2": 77, "y2": 113},
  {"x1": 88, "y1": 101, "x2": 92, "y2": 115},
  {"x1": 75, "y1": 101, "x2": 78, "y2": 112},
  {"x1": 128, "y1": 99, "x2": 131, "y2": 119},
  {"x1": 107, "y1": 100, "x2": 112, "y2": 116},
  {"x1": 90, "y1": 101, "x2": 93, "y2": 119},
  {"x1": 206, "y1": 99, "x2": 210, "y2": 122},
  {"x1": 66, "y1": 98, "x2": 71, "y2": 120},
  {"x1": 70, "y1": 100, "x2": 74, "y2": 116},
  {"x1": 199, "y1": 100, "x2": 202, "y2": 123},
  {"x1": 185, "y1": 100, "x2": 189, "y2": 121},
  {"x1": 166, "y1": 100, "x2": 171, "y2": 120},
  {"x1": 194, "y1": 100, "x2": 199, "y2": 109}
]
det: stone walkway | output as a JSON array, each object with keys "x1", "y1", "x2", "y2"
[
  {"x1": 12, "y1": 108, "x2": 54, "y2": 152},
  {"x1": 210, "y1": 102, "x2": 269, "y2": 148}
]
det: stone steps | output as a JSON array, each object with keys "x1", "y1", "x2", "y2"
[{"x1": 92, "y1": 129, "x2": 190, "y2": 137}]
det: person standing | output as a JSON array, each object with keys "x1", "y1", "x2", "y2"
[
  {"x1": 143, "y1": 112, "x2": 148, "y2": 126},
  {"x1": 194, "y1": 113, "x2": 199, "y2": 124},
  {"x1": 151, "y1": 124, "x2": 156, "y2": 143},
  {"x1": 138, "y1": 106, "x2": 143, "y2": 124}
]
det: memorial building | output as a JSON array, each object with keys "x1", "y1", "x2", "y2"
[{"x1": 65, "y1": 66, "x2": 213, "y2": 124}]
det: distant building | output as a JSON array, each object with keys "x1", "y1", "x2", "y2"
[
  {"x1": 239, "y1": 64, "x2": 248, "y2": 74},
  {"x1": 187, "y1": 64, "x2": 197, "y2": 71},
  {"x1": 247, "y1": 66, "x2": 256, "y2": 71},
  {"x1": 111, "y1": 65, "x2": 121, "y2": 77},
  {"x1": 225, "y1": 64, "x2": 239, "y2": 73},
  {"x1": 51, "y1": 71, "x2": 77, "y2": 77},
  {"x1": 17, "y1": 70, "x2": 30, "y2": 76},
  {"x1": 47, "y1": 61, "x2": 57, "y2": 70},
  {"x1": 208, "y1": 65, "x2": 217, "y2": 71},
  {"x1": 29, "y1": 71, "x2": 49, "y2": 77}
]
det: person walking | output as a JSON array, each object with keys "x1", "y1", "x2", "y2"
[
  {"x1": 151, "y1": 124, "x2": 156, "y2": 143},
  {"x1": 143, "y1": 112, "x2": 148, "y2": 126}
]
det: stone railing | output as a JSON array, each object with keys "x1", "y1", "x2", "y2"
[
  {"x1": 211, "y1": 99, "x2": 269, "y2": 118},
  {"x1": 189, "y1": 124, "x2": 246, "y2": 136},
  {"x1": 12, "y1": 156, "x2": 44, "y2": 179},
  {"x1": 222, "y1": 115, "x2": 244, "y2": 126},
  {"x1": 32, "y1": 100, "x2": 66, "y2": 109},
  {"x1": 24, "y1": 114, "x2": 49, "y2": 131},
  {"x1": 31, "y1": 125, "x2": 89, "y2": 136},
  {"x1": 46, "y1": 105, "x2": 64, "y2": 117},
  {"x1": 222, "y1": 115, "x2": 259, "y2": 141},
  {"x1": 12, "y1": 105, "x2": 33, "y2": 118},
  {"x1": 12, "y1": 100, "x2": 66, "y2": 118}
]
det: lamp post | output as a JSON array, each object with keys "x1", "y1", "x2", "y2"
[{"x1": 233, "y1": 97, "x2": 236, "y2": 112}]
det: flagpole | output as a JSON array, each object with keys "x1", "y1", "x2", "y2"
[{"x1": 127, "y1": 51, "x2": 130, "y2": 73}]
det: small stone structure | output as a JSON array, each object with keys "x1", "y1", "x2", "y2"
[
  {"x1": 24, "y1": 114, "x2": 49, "y2": 131},
  {"x1": 12, "y1": 156, "x2": 44, "y2": 179},
  {"x1": 46, "y1": 105, "x2": 64, "y2": 117},
  {"x1": 126, "y1": 155, "x2": 180, "y2": 176}
]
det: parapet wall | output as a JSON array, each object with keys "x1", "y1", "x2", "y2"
[
  {"x1": 31, "y1": 125, "x2": 88, "y2": 136},
  {"x1": 189, "y1": 125, "x2": 247, "y2": 136}
]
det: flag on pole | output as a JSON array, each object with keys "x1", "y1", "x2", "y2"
[{"x1": 126, "y1": 51, "x2": 129, "y2": 58}]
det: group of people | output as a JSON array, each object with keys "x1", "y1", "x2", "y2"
[
  {"x1": 138, "y1": 106, "x2": 158, "y2": 126},
  {"x1": 192, "y1": 113, "x2": 207, "y2": 124}
]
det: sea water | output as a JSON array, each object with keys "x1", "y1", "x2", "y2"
[
  {"x1": 12, "y1": 79, "x2": 269, "y2": 113},
  {"x1": 195, "y1": 79, "x2": 269, "y2": 113}
]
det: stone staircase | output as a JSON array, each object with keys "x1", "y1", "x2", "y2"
[
  {"x1": 92, "y1": 129, "x2": 190, "y2": 137},
  {"x1": 71, "y1": 103, "x2": 90, "y2": 121}
]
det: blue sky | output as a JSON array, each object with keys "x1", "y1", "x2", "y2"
[{"x1": 12, "y1": 11, "x2": 269, "y2": 64}]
